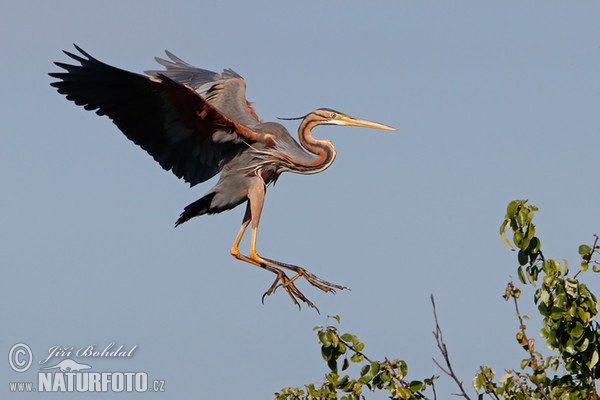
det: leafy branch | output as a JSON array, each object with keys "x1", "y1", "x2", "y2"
[
  {"x1": 474, "y1": 200, "x2": 600, "y2": 399},
  {"x1": 275, "y1": 201, "x2": 600, "y2": 399},
  {"x1": 275, "y1": 316, "x2": 436, "y2": 400}
]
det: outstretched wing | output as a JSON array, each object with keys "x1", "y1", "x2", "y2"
[
  {"x1": 145, "y1": 51, "x2": 261, "y2": 128},
  {"x1": 49, "y1": 45, "x2": 264, "y2": 186}
]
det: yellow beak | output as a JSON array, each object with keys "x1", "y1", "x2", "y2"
[{"x1": 339, "y1": 115, "x2": 396, "y2": 131}]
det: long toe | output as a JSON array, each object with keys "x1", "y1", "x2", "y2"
[
  {"x1": 260, "y1": 272, "x2": 319, "y2": 312},
  {"x1": 260, "y1": 256, "x2": 348, "y2": 293}
]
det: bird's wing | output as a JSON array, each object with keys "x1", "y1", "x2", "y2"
[
  {"x1": 50, "y1": 45, "x2": 265, "y2": 186},
  {"x1": 145, "y1": 51, "x2": 261, "y2": 127}
]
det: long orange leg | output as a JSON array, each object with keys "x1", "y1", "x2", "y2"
[
  {"x1": 230, "y1": 180, "x2": 346, "y2": 310},
  {"x1": 229, "y1": 187, "x2": 317, "y2": 310},
  {"x1": 247, "y1": 184, "x2": 346, "y2": 293}
]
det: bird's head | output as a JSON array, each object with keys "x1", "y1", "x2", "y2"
[{"x1": 289, "y1": 108, "x2": 396, "y2": 131}]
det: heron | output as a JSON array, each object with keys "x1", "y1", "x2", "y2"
[{"x1": 49, "y1": 45, "x2": 395, "y2": 310}]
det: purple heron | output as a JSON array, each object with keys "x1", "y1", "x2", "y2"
[{"x1": 50, "y1": 45, "x2": 395, "y2": 310}]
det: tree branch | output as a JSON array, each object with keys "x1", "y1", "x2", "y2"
[{"x1": 431, "y1": 295, "x2": 472, "y2": 399}]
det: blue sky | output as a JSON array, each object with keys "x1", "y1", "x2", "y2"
[{"x1": 2, "y1": 2, "x2": 600, "y2": 399}]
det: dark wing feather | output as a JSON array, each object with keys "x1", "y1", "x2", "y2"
[
  {"x1": 49, "y1": 45, "x2": 263, "y2": 186},
  {"x1": 145, "y1": 51, "x2": 261, "y2": 127}
]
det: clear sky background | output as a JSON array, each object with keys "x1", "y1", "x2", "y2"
[{"x1": 2, "y1": 2, "x2": 599, "y2": 399}]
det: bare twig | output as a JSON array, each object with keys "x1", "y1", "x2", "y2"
[{"x1": 430, "y1": 295, "x2": 472, "y2": 399}]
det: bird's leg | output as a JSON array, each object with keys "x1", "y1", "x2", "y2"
[
  {"x1": 229, "y1": 198, "x2": 317, "y2": 310},
  {"x1": 244, "y1": 183, "x2": 346, "y2": 303},
  {"x1": 229, "y1": 203, "x2": 252, "y2": 261}
]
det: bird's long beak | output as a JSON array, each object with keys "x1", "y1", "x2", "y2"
[{"x1": 340, "y1": 115, "x2": 396, "y2": 131}]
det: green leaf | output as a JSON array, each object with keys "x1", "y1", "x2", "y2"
[
  {"x1": 341, "y1": 383, "x2": 354, "y2": 395},
  {"x1": 518, "y1": 250, "x2": 529, "y2": 266},
  {"x1": 579, "y1": 337, "x2": 590, "y2": 352},
  {"x1": 500, "y1": 219, "x2": 515, "y2": 250},
  {"x1": 327, "y1": 371, "x2": 339, "y2": 383},
  {"x1": 350, "y1": 353, "x2": 364, "y2": 363},
  {"x1": 409, "y1": 380, "x2": 423, "y2": 392},
  {"x1": 398, "y1": 360, "x2": 408, "y2": 378},
  {"x1": 528, "y1": 236, "x2": 541, "y2": 254},
  {"x1": 578, "y1": 244, "x2": 592, "y2": 255},
  {"x1": 517, "y1": 208, "x2": 529, "y2": 226},
  {"x1": 525, "y1": 266, "x2": 536, "y2": 284},
  {"x1": 360, "y1": 364, "x2": 370, "y2": 376},
  {"x1": 513, "y1": 230, "x2": 524, "y2": 248},
  {"x1": 319, "y1": 331, "x2": 332, "y2": 347},
  {"x1": 577, "y1": 308, "x2": 590, "y2": 324},
  {"x1": 542, "y1": 260, "x2": 555, "y2": 274},
  {"x1": 516, "y1": 331, "x2": 526, "y2": 345},
  {"x1": 517, "y1": 266, "x2": 527, "y2": 284},
  {"x1": 337, "y1": 374, "x2": 349, "y2": 387},
  {"x1": 526, "y1": 224, "x2": 536, "y2": 240},
  {"x1": 570, "y1": 323, "x2": 584, "y2": 339},
  {"x1": 396, "y1": 387, "x2": 412, "y2": 399},
  {"x1": 322, "y1": 345, "x2": 333, "y2": 361},
  {"x1": 472, "y1": 373, "x2": 484, "y2": 391},
  {"x1": 329, "y1": 331, "x2": 339, "y2": 348},
  {"x1": 506, "y1": 200, "x2": 521, "y2": 219},
  {"x1": 371, "y1": 361, "x2": 380, "y2": 375},
  {"x1": 588, "y1": 350, "x2": 599, "y2": 369},
  {"x1": 538, "y1": 289, "x2": 550, "y2": 306},
  {"x1": 565, "y1": 339, "x2": 575, "y2": 354},
  {"x1": 328, "y1": 358, "x2": 338, "y2": 372},
  {"x1": 380, "y1": 371, "x2": 391, "y2": 382},
  {"x1": 341, "y1": 333, "x2": 355, "y2": 342},
  {"x1": 342, "y1": 358, "x2": 350, "y2": 371},
  {"x1": 551, "y1": 306, "x2": 565, "y2": 320},
  {"x1": 564, "y1": 278, "x2": 578, "y2": 297},
  {"x1": 561, "y1": 259, "x2": 569, "y2": 276}
]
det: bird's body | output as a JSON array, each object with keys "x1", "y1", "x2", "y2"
[{"x1": 50, "y1": 46, "x2": 395, "y2": 310}]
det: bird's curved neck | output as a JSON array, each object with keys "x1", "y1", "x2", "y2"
[{"x1": 294, "y1": 117, "x2": 336, "y2": 174}]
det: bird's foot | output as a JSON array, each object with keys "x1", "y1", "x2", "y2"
[
  {"x1": 262, "y1": 269, "x2": 318, "y2": 312},
  {"x1": 261, "y1": 256, "x2": 348, "y2": 294}
]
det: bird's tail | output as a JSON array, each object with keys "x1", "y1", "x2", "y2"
[{"x1": 175, "y1": 193, "x2": 217, "y2": 227}]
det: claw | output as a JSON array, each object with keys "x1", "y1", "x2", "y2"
[
  {"x1": 260, "y1": 269, "x2": 319, "y2": 313},
  {"x1": 261, "y1": 256, "x2": 348, "y2": 294}
]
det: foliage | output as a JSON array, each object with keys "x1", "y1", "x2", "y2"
[
  {"x1": 275, "y1": 200, "x2": 599, "y2": 399},
  {"x1": 474, "y1": 200, "x2": 600, "y2": 399},
  {"x1": 274, "y1": 316, "x2": 437, "y2": 400}
]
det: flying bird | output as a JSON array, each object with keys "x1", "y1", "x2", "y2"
[{"x1": 50, "y1": 45, "x2": 395, "y2": 310}]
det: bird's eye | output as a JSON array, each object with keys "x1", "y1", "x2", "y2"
[{"x1": 330, "y1": 112, "x2": 337, "y2": 119}]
